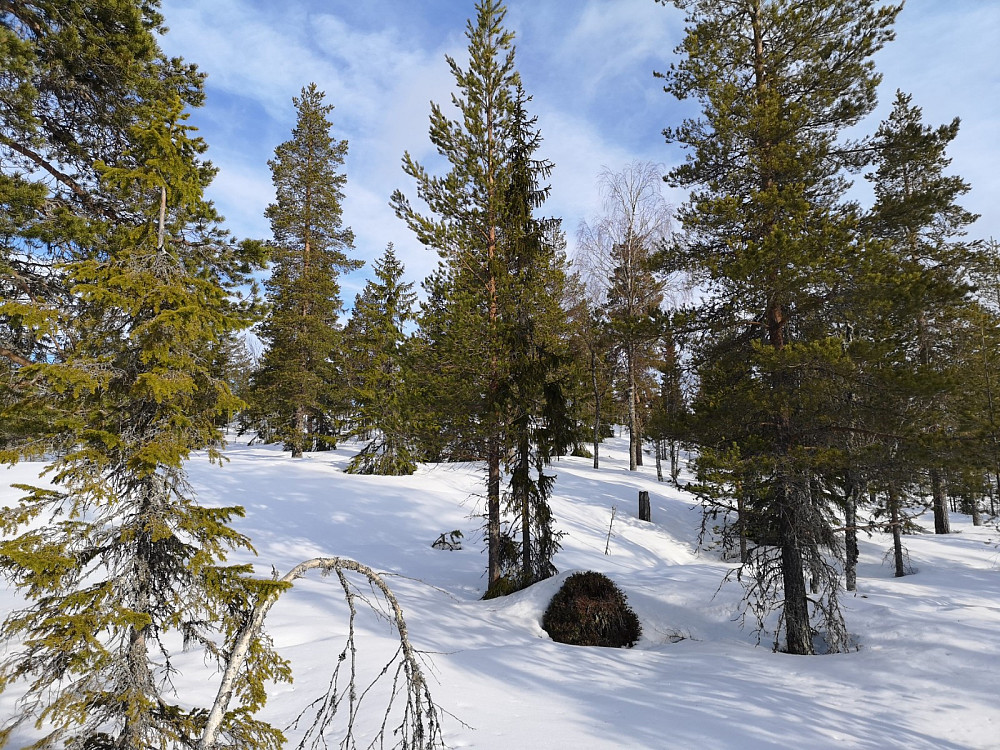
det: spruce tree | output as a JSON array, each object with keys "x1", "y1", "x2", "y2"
[
  {"x1": 0, "y1": 86, "x2": 285, "y2": 748},
  {"x1": 658, "y1": 0, "x2": 900, "y2": 654},
  {"x1": 248, "y1": 84, "x2": 361, "y2": 457},
  {"x1": 972, "y1": 240, "x2": 1000, "y2": 516},
  {"x1": 498, "y1": 84, "x2": 573, "y2": 587},
  {"x1": 393, "y1": 0, "x2": 569, "y2": 594},
  {"x1": 563, "y1": 275, "x2": 620, "y2": 470},
  {"x1": 1, "y1": 1, "x2": 173, "y2": 382},
  {"x1": 343, "y1": 244, "x2": 418, "y2": 475}
]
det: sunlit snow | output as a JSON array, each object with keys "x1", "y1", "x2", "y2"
[{"x1": 2, "y1": 433, "x2": 998, "y2": 748}]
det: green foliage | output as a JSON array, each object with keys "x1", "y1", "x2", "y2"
[
  {"x1": 431, "y1": 530, "x2": 464, "y2": 550},
  {"x1": 246, "y1": 84, "x2": 361, "y2": 458},
  {"x1": 343, "y1": 244, "x2": 418, "y2": 475},
  {"x1": 542, "y1": 572, "x2": 642, "y2": 648},
  {"x1": 851, "y1": 90, "x2": 982, "y2": 534},
  {"x1": 658, "y1": 0, "x2": 901, "y2": 654},
  {"x1": 0, "y1": 6, "x2": 284, "y2": 746},
  {"x1": 393, "y1": 0, "x2": 571, "y2": 591},
  {"x1": 1, "y1": 1, "x2": 181, "y2": 452}
]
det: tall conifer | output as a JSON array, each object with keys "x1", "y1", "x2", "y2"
[
  {"x1": 658, "y1": 0, "x2": 900, "y2": 653},
  {"x1": 498, "y1": 84, "x2": 572, "y2": 587},
  {"x1": 0, "y1": 84, "x2": 284, "y2": 748},
  {"x1": 861, "y1": 91, "x2": 979, "y2": 535},
  {"x1": 1, "y1": 1, "x2": 175, "y2": 418},
  {"x1": 393, "y1": 0, "x2": 569, "y2": 593},
  {"x1": 248, "y1": 84, "x2": 361, "y2": 457},
  {"x1": 343, "y1": 244, "x2": 418, "y2": 475}
]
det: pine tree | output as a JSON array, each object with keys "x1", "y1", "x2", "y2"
[
  {"x1": 343, "y1": 244, "x2": 418, "y2": 475},
  {"x1": 0, "y1": 86, "x2": 286, "y2": 748},
  {"x1": 658, "y1": 0, "x2": 900, "y2": 654},
  {"x1": 248, "y1": 84, "x2": 361, "y2": 458},
  {"x1": 861, "y1": 90, "x2": 979, "y2": 535},
  {"x1": 393, "y1": 0, "x2": 569, "y2": 594}
]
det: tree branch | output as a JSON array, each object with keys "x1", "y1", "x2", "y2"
[
  {"x1": 198, "y1": 556, "x2": 444, "y2": 750},
  {"x1": 0, "y1": 347, "x2": 32, "y2": 367},
  {"x1": 1, "y1": 136, "x2": 93, "y2": 206}
]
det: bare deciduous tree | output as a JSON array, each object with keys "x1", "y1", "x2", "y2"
[{"x1": 577, "y1": 162, "x2": 673, "y2": 471}]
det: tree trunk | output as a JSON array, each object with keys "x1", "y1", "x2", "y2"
[
  {"x1": 930, "y1": 468, "x2": 950, "y2": 534},
  {"x1": 289, "y1": 406, "x2": 306, "y2": 458},
  {"x1": 121, "y1": 485, "x2": 158, "y2": 747},
  {"x1": 808, "y1": 475, "x2": 821, "y2": 595},
  {"x1": 157, "y1": 185, "x2": 167, "y2": 251},
  {"x1": 736, "y1": 478, "x2": 748, "y2": 564},
  {"x1": 487, "y1": 435, "x2": 502, "y2": 590},
  {"x1": 518, "y1": 433, "x2": 532, "y2": 583},
  {"x1": 669, "y1": 439, "x2": 680, "y2": 484},
  {"x1": 779, "y1": 484, "x2": 813, "y2": 655},
  {"x1": 628, "y1": 375, "x2": 638, "y2": 471},
  {"x1": 591, "y1": 351, "x2": 601, "y2": 470},
  {"x1": 888, "y1": 485, "x2": 906, "y2": 577},
  {"x1": 844, "y1": 479, "x2": 859, "y2": 592},
  {"x1": 121, "y1": 624, "x2": 152, "y2": 748},
  {"x1": 970, "y1": 493, "x2": 982, "y2": 526},
  {"x1": 655, "y1": 439, "x2": 663, "y2": 482}
]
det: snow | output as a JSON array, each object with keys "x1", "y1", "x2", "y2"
[{"x1": 2, "y1": 433, "x2": 999, "y2": 748}]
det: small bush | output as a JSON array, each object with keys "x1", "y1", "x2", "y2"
[
  {"x1": 483, "y1": 575, "x2": 521, "y2": 600},
  {"x1": 542, "y1": 571, "x2": 641, "y2": 648}
]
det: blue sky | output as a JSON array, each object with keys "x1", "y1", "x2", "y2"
[{"x1": 157, "y1": 0, "x2": 1000, "y2": 301}]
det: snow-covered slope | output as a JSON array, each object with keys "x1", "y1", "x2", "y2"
[{"x1": 2, "y1": 434, "x2": 999, "y2": 748}]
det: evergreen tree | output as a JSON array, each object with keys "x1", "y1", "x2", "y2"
[
  {"x1": 0, "y1": 85, "x2": 285, "y2": 748},
  {"x1": 658, "y1": 0, "x2": 900, "y2": 654},
  {"x1": 1, "y1": 1, "x2": 191, "y2": 431},
  {"x1": 248, "y1": 84, "x2": 361, "y2": 457},
  {"x1": 861, "y1": 90, "x2": 979, "y2": 535},
  {"x1": 563, "y1": 274, "x2": 620, "y2": 470},
  {"x1": 393, "y1": 0, "x2": 569, "y2": 594},
  {"x1": 498, "y1": 84, "x2": 573, "y2": 588},
  {"x1": 648, "y1": 328, "x2": 688, "y2": 484},
  {"x1": 343, "y1": 244, "x2": 418, "y2": 475},
  {"x1": 972, "y1": 239, "x2": 1000, "y2": 516}
]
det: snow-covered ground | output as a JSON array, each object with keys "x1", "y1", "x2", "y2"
[{"x1": 2, "y1": 433, "x2": 999, "y2": 748}]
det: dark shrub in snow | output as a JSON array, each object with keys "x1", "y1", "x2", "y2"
[{"x1": 542, "y1": 571, "x2": 641, "y2": 648}]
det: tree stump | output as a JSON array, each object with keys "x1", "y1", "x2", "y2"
[{"x1": 639, "y1": 490, "x2": 651, "y2": 522}]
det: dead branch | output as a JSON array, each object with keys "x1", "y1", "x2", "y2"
[{"x1": 198, "y1": 557, "x2": 445, "y2": 750}]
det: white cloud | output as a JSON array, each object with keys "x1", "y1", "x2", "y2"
[
  {"x1": 158, "y1": 0, "x2": 1000, "y2": 294},
  {"x1": 869, "y1": 1, "x2": 1000, "y2": 240},
  {"x1": 159, "y1": 0, "x2": 464, "y2": 284}
]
